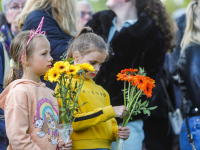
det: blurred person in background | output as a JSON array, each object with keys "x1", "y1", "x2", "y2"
[
  {"x1": 0, "y1": 0, "x2": 27, "y2": 149},
  {"x1": 77, "y1": 0, "x2": 94, "y2": 31},
  {"x1": 87, "y1": 0, "x2": 175, "y2": 149},
  {"x1": 16, "y1": 0, "x2": 78, "y2": 90},
  {"x1": 178, "y1": 1, "x2": 200, "y2": 149},
  {"x1": 0, "y1": 12, "x2": 6, "y2": 27}
]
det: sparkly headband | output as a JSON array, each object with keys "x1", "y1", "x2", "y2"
[{"x1": 20, "y1": 17, "x2": 46, "y2": 61}]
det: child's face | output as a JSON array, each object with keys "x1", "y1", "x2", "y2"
[
  {"x1": 74, "y1": 51, "x2": 107, "y2": 79},
  {"x1": 28, "y1": 37, "x2": 53, "y2": 77}
]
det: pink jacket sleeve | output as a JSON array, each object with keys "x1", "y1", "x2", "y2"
[{"x1": 5, "y1": 90, "x2": 41, "y2": 150}]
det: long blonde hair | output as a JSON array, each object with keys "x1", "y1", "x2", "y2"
[
  {"x1": 16, "y1": 0, "x2": 77, "y2": 36},
  {"x1": 6, "y1": 31, "x2": 46, "y2": 86},
  {"x1": 181, "y1": 1, "x2": 200, "y2": 50}
]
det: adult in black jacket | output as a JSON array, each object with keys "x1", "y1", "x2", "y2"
[
  {"x1": 16, "y1": 0, "x2": 78, "y2": 90},
  {"x1": 178, "y1": 1, "x2": 200, "y2": 149},
  {"x1": 87, "y1": 0, "x2": 174, "y2": 149}
]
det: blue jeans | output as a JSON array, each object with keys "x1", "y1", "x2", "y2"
[
  {"x1": 111, "y1": 120, "x2": 144, "y2": 150},
  {"x1": 180, "y1": 116, "x2": 200, "y2": 150}
]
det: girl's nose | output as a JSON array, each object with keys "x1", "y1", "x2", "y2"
[
  {"x1": 49, "y1": 55, "x2": 53, "y2": 62},
  {"x1": 94, "y1": 65, "x2": 100, "y2": 72}
]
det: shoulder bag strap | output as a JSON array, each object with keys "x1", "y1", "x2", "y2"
[{"x1": 186, "y1": 115, "x2": 196, "y2": 150}]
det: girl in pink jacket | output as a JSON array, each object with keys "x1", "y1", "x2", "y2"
[{"x1": 0, "y1": 18, "x2": 72, "y2": 150}]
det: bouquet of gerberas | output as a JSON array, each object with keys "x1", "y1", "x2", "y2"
[
  {"x1": 114, "y1": 67, "x2": 157, "y2": 150},
  {"x1": 44, "y1": 59, "x2": 95, "y2": 144}
]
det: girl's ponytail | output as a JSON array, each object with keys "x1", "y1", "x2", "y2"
[
  {"x1": 66, "y1": 27, "x2": 93, "y2": 60},
  {"x1": 5, "y1": 67, "x2": 20, "y2": 87}
]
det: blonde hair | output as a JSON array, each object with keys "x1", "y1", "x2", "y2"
[
  {"x1": 181, "y1": 1, "x2": 200, "y2": 50},
  {"x1": 16, "y1": 0, "x2": 77, "y2": 36},
  {"x1": 66, "y1": 27, "x2": 109, "y2": 60},
  {"x1": 6, "y1": 31, "x2": 46, "y2": 86}
]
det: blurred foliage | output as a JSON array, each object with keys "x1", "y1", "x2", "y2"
[
  {"x1": 163, "y1": 0, "x2": 191, "y2": 16},
  {"x1": 77, "y1": 0, "x2": 108, "y2": 12}
]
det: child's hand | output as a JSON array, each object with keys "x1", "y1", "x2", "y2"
[
  {"x1": 58, "y1": 139, "x2": 72, "y2": 150},
  {"x1": 113, "y1": 105, "x2": 128, "y2": 118},
  {"x1": 117, "y1": 126, "x2": 130, "y2": 140}
]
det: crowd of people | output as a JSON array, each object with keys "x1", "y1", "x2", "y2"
[{"x1": 0, "y1": 0, "x2": 199, "y2": 150}]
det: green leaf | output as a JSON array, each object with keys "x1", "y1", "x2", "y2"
[
  {"x1": 143, "y1": 109, "x2": 147, "y2": 114},
  {"x1": 148, "y1": 106, "x2": 158, "y2": 110},
  {"x1": 145, "y1": 101, "x2": 149, "y2": 107},
  {"x1": 60, "y1": 53, "x2": 68, "y2": 61},
  {"x1": 60, "y1": 113, "x2": 65, "y2": 117},
  {"x1": 81, "y1": 102, "x2": 87, "y2": 106},
  {"x1": 75, "y1": 81, "x2": 78, "y2": 89},
  {"x1": 146, "y1": 109, "x2": 150, "y2": 116},
  {"x1": 140, "y1": 101, "x2": 147, "y2": 107},
  {"x1": 68, "y1": 58, "x2": 75, "y2": 63},
  {"x1": 60, "y1": 108, "x2": 66, "y2": 112},
  {"x1": 138, "y1": 100, "x2": 141, "y2": 106}
]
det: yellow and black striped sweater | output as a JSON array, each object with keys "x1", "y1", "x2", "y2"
[{"x1": 56, "y1": 78, "x2": 118, "y2": 150}]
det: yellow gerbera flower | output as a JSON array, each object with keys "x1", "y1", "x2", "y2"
[
  {"x1": 66, "y1": 65, "x2": 80, "y2": 75},
  {"x1": 54, "y1": 61, "x2": 70, "y2": 73},
  {"x1": 48, "y1": 68, "x2": 60, "y2": 83},
  {"x1": 44, "y1": 69, "x2": 50, "y2": 81},
  {"x1": 78, "y1": 63, "x2": 95, "y2": 72}
]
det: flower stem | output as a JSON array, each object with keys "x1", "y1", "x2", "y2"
[
  {"x1": 124, "y1": 81, "x2": 126, "y2": 107},
  {"x1": 127, "y1": 82, "x2": 130, "y2": 105},
  {"x1": 70, "y1": 72, "x2": 86, "y2": 124},
  {"x1": 124, "y1": 90, "x2": 142, "y2": 126}
]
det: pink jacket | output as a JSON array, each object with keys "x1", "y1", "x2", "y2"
[{"x1": 0, "y1": 79, "x2": 59, "y2": 150}]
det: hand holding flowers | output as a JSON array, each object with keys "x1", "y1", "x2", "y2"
[
  {"x1": 113, "y1": 106, "x2": 128, "y2": 118},
  {"x1": 116, "y1": 67, "x2": 157, "y2": 127},
  {"x1": 114, "y1": 67, "x2": 157, "y2": 150},
  {"x1": 44, "y1": 61, "x2": 95, "y2": 124},
  {"x1": 44, "y1": 59, "x2": 95, "y2": 144},
  {"x1": 117, "y1": 126, "x2": 130, "y2": 140},
  {"x1": 57, "y1": 139, "x2": 72, "y2": 150}
]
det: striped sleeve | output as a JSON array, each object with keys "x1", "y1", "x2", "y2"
[{"x1": 72, "y1": 105, "x2": 116, "y2": 131}]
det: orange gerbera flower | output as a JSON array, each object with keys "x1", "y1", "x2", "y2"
[
  {"x1": 121, "y1": 68, "x2": 138, "y2": 75},
  {"x1": 116, "y1": 73, "x2": 129, "y2": 81},
  {"x1": 145, "y1": 77, "x2": 156, "y2": 87},
  {"x1": 142, "y1": 81, "x2": 153, "y2": 98},
  {"x1": 126, "y1": 75, "x2": 135, "y2": 82},
  {"x1": 132, "y1": 75, "x2": 147, "y2": 90}
]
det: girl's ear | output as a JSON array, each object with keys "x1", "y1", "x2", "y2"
[
  {"x1": 73, "y1": 52, "x2": 80, "y2": 63},
  {"x1": 21, "y1": 55, "x2": 29, "y2": 66}
]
